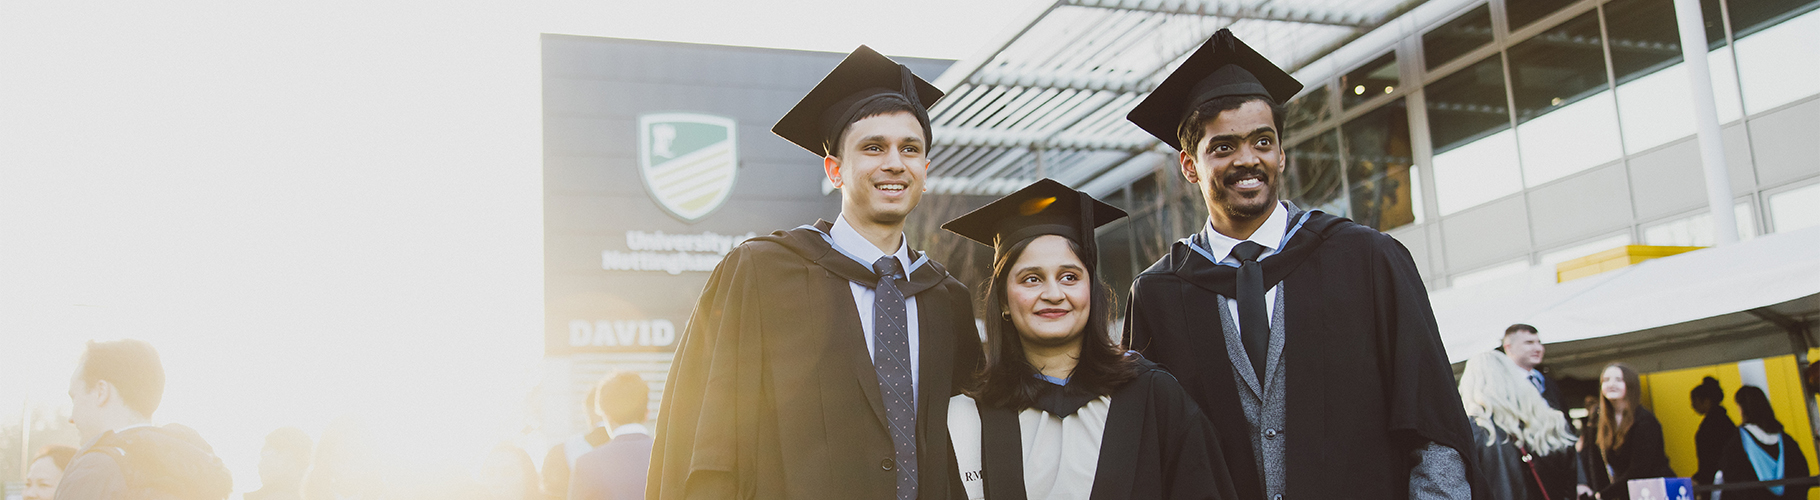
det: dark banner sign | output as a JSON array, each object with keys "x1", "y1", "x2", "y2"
[{"x1": 540, "y1": 35, "x2": 952, "y2": 355}]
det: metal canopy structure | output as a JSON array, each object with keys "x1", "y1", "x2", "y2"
[
  {"x1": 924, "y1": 0, "x2": 1425, "y2": 196},
  {"x1": 1431, "y1": 226, "x2": 1820, "y2": 377}
]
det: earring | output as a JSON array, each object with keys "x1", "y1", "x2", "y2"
[{"x1": 1001, "y1": 311, "x2": 1010, "y2": 320}]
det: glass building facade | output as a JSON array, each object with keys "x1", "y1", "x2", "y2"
[{"x1": 1099, "y1": 0, "x2": 1820, "y2": 295}]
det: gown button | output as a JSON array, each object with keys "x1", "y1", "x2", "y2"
[{"x1": 881, "y1": 458, "x2": 897, "y2": 471}]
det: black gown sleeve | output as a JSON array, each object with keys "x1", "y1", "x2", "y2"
[
  {"x1": 1372, "y1": 237, "x2": 1484, "y2": 488},
  {"x1": 1154, "y1": 372, "x2": 1239, "y2": 500},
  {"x1": 1693, "y1": 413, "x2": 1734, "y2": 484},
  {"x1": 647, "y1": 245, "x2": 766, "y2": 500},
  {"x1": 1786, "y1": 432, "x2": 1812, "y2": 497}
]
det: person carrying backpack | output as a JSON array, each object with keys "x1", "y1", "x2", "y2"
[{"x1": 59, "y1": 339, "x2": 233, "y2": 500}]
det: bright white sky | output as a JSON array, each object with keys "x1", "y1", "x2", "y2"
[{"x1": 0, "y1": 0, "x2": 1033, "y2": 491}]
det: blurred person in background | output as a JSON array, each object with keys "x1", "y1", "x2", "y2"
[
  {"x1": 1717, "y1": 386, "x2": 1810, "y2": 500},
  {"x1": 303, "y1": 416, "x2": 385, "y2": 500},
  {"x1": 1459, "y1": 350, "x2": 1577, "y2": 500},
  {"x1": 1689, "y1": 377, "x2": 1733, "y2": 492},
  {"x1": 543, "y1": 381, "x2": 612, "y2": 499},
  {"x1": 569, "y1": 372, "x2": 652, "y2": 500},
  {"x1": 246, "y1": 427, "x2": 314, "y2": 500},
  {"x1": 1503, "y1": 324, "x2": 1565, "y2": 414},
  {"x1": 24, "y1": 445, "x2": 78, "y2": 500},
  {"x1": 58, "y1": 339, "x2": 233, "y2": 500},
  {"x1": 1578, "y1": 363, "x2": 1673, "y2": 500},
  {"x1": 481, "y1": 443, "x2": 542, "y2": 500}
]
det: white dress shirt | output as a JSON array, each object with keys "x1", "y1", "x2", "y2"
[
  {"x1": 1200, "y1": 201, "x2": 1291, "y2": 327},
  {"x1": 610, "y1": 423, "x2": 650, "y2": 438},
  {"x1": 946, "y1": 394, "x2": 1112, "y2": 500},
  {"x1": 831, "y1": 215, "x2": 922, "y2": 397}
]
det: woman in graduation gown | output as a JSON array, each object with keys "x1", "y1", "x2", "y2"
[
  {"x1": 1691, "y1": 377, "x2": 1735, "y2": 491},
  {"x1": 1716, "y1": 385, "x2": 1811, "y2": 500},
  {"x1": 940, "y1": 179, "x2": 1237, "y2": 500}
]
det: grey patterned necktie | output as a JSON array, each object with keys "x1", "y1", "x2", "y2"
[
  {"x1": 872, "y1": 256, "x2": 917, "y2": 500},
  {"x1": 1232, "y1": 241, "x2": 1269, "y2": 382}
]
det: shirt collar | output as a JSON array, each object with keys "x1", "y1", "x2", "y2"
[
  {"x1": 832, "y1": 215, "x2": 910, "y2": 270},
  {"x1": 1201, "y1": 201, "x2": 1289, "y2": 262},
  {"x1": 610, "y1": 423, "x2": 650, "y2": 438},
  {"x1": 84, "y1": 423, "x2": 159, "y2": 450}
]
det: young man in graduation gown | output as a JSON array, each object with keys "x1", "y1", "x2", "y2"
[
  {"x1": 1121, "y1": 30, "x2": 1483, "y2": 500},
  {"x1": 647, "y1": 46, "x2": 982, "y2": 500},
  {"x1": 941, "y1": 179, "x2": 1237, "y2": 500}
]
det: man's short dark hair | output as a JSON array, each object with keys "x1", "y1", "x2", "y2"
[
  {"x1": 1504, "y1": 324, "x2": 1539, "y2": 338},
  {"x1": 828, "y1": 96, "x2": 926, "y2": 158},
  {"x1": 595, "y1": 371, "x2": 651, "y2": 426},
  {"x1": 1175, "y1": 95, "x2": 1286, "y2": 155},
  {"x1": 79, "y1": 339, "x2": 165, "y2": 417}
]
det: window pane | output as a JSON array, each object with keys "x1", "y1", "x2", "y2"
[
  {"x1": 1508, "y1": 11, "x2": 1610, "y2": 124},
  {"x1": 1640, "y1": 203, "x2": 1757, "y2": 245},
  {"x1": 1283, "y1": 131, "x2": 1347, "y2": 217},
  {"x1": 1615, "y1": 46, "x2": 1744, "y2": 152},
  {"x1": 1341, "y1": 53, "x2": 1400, "y2": 110},
  {"x1": 1423, "y1": 4, "x2": 1494, "y2": 71},
  {"x1": 1342, "y1": 99, "x2": 1415, "y2": 230},
  {"x1": 1343, "y1": 99, "x2": 1411, "y2": 184},
  {"x1": 1728, "y1": 0, "x2": 1820, "y2": 38},
  {"x1": 1425, "y1": 54, "x2": 1511, "y2": 154},
  {"x1": 1507, "y1": 0, "x2": 1579, "y2": 31},
  {"x1": 1517, "y1": 91, "x2": 1622, "y2": 186},
  {"x1": 1735, "y1": 6, "x2": 1820, "y2": 114},
  {"x1": 1769, "y1": 182, "x2": 1820, "y2": 233},
  {"x1": 1433, "y1": 129, "x2": 1522, "y2": 215},
  {"x1": 1605, "y1": 0, "x2": 1725, "y2": 85},
  {"x1": 1286, "y1": 85, "x2": 1333, "y2": 133}
]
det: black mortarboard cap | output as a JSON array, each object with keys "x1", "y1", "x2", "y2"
[
  {"x1": 772, "y1": 45, "x2": 945, "y2": 157},
  {"x1": 942, "y1": 179, "x2": 1128, "y2": 273},
  {"x1": 1126, "y1": 29, "x2": 1304, "y2": 151}
]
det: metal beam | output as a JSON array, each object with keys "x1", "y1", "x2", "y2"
[
  {"x1": 937, "y1": 126, "x2": 1156, "y2": 152},
  {"x1": 1752, "y1": 305, "x2": 1820, "y2": 460},
  {"x1": 1066, "y1": 0, "x2": 1373, "y2": 27},
  {"x1": 931, "y1": 0, "x2": 1066, "y2": 94},
  {"x1": 966, "y1": 67, "x2": 1154, "y2": 94}
]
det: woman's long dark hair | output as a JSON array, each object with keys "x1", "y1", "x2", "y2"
[
  {"x1": 969, "y1": 235, "x2": 1138, "y2": 409},
  {"x1": 1596, "y1": 363, "x2": 1643, "y2": 457},
  {"x1": 1735, "y1": 385, "x2": 1784, "y2": 434}
]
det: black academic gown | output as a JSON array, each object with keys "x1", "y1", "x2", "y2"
[
  {"x1": 1716, "y1": 425, "x2": 1810, "y2": 500},
  {"x1": 1124, "y1": 210, "x2": 1484, "y2": 500},
  {"x1": 648, "y1": 220, "x2": 982, "y2": 500},
  {"x1": 956, "y1": 357, "x2": 1237, "y2": 500},
  {"x1": 1693, "y1": 408, "x2": 1735, "y2": 486}
]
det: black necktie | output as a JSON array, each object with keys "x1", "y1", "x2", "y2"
[
  {"x1": 1232, "y1": 241, "x2": 1269, "y2": 382},
  {"x1": 872, "y1": 256, "x2": 918, "y2": 500}
]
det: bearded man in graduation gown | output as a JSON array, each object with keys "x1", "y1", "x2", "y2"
[
  {"x1": 647, "y1": 46, "x2": 982, "y2": 500},
  {"x1": 1121, "y1": 30, "x2": 1484, "y2": 500}
]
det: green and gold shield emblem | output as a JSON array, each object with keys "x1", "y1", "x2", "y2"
[{"x1": 638, "y1": 113, "x2": 738, "y2": 222}]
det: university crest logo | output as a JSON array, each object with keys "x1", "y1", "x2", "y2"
[{"x1": 638, "y1": 113, "x2": 738, "y2": 222}]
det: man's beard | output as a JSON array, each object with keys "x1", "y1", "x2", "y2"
[{"x1": 1212, "y1": 165, "x2": 1279, "y2": 220}]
